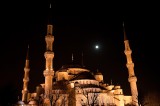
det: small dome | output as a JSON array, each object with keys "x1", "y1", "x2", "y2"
[
  {"x1": 95, "y1": 69, "x2": 102, "y2": 75},
  {"x1": 74, "y1": 81, "x2": 80, "y2": 87},
  {"x1": 28, "y1": 100, "x2": 37, "y2": 105},
  {"x1": 36, "y1": 84, "x2": 42, "y2": 88},
  {"x1": 17, "y1": 100, "x2": 25, "y2": 105},
  {"x1": 95, "y1": 72, "x2": 102, "y2": 75},
  {"x1": 114, "y1": 85, "x2": 121, "y2": 89}
]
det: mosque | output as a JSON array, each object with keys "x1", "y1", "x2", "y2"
[{"x1": 16, "y1": 8, "x2": 139, "y2": 106}]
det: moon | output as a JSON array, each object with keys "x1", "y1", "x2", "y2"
[{"x1": 95, "y1": 45, "x2": 99, "y2": 49}]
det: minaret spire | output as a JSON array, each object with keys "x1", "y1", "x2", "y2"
[
  {"x1": 123, "y1": 22, "x2": 127, "y2": 41},
  {"x1": 123, "y1": 22, "x2": 138, "y2": 106},
  {"x1": 22, "y1": 45, "x2": 30, "y2": 103},
  {"x1": 26, "y1": 45, "x2": 29, "y2": 60},
  {"x1": 47, "y1": 2, "x2": 53, "y2": 25},
  {"x1": 43, "y1": 4, "x2": 54, "y2": 105}
]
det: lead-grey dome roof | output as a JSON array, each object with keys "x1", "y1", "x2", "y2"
[{"x1": 71, "y1": 71, "x2": 95, "y2": 80}]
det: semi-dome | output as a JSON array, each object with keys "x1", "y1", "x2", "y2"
[{"x1": 58, "y1": 68, "x2": 68, "y2": 72}]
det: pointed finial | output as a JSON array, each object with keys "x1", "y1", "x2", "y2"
[
  {"x1": 47, "y1": 3, "x2": 53, "y2": 24},
  {"x1": 81, "y1": 51, "x2": 84, "y2": 67},
  {"x1": 26, "y1": 44, "x2": 29, "y2": 60},
  {"x1": 122, "y1": 21, "x2": 125, "y2": 27},
  {"x1": 97, "y1": 69, "x2": 99, "y2": 72},
  {"x1": 49, "y1": 3, "x2": 51, "y2": 9},
  {"x1": 111, "y1": 79, "x2": 112, "y2": 85},
  {"x1": 72, "y1": 53, "x2": 74, "y2": 62},
  {"x1": 18, "y1": 96, "x2": 19, "y2": 100}
]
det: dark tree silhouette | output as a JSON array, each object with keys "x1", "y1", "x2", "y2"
[{"x1": 0, "y1": 84, "x2": 19, "y2": 106}]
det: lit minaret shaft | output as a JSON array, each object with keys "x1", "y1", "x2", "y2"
[
  {"x1": 43, "y1": 23, "x2": 54, "y2": 98},
  {"x1": 22, "y1": 45, "x2": 30, "y2": 102},
  {"x1": 123, "y1": 23, "x2": 138, "y2": 106}
]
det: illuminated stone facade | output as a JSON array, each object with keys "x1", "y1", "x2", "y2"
[
  {"x1": 123, "y1": 23, "x2": 138, "y2": 106},
  {"x1": 16, "y1": 22, "x2": 138, "y2": 106}
]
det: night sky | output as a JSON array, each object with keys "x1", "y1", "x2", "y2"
[{"x1": 0, "y1": 1, "x2": 160, "y2": 105}]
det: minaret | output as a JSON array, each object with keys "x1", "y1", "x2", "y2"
[
  {"x1": 22, "y1": 45, "x2": 30, "y2": 103},
  {"x1": 123, "y1": 23, "x2": 138, "y2": 106},
  {"x1": 43, "y1": 4, "x2": 54, "y2": 103}
]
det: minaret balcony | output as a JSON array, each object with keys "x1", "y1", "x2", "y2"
[
  {"x1": 128, "y1": 76, "x2": 137, "y2": 82},
  {"x1": 23, "y1": 78, "x2": 29, "y2": 82},
  {"x1": 45, "y1": 35, "x2": 54, "y2": 42},
  {"x1": 43, "y1": 70, "x2": 54, "y2": 76},
  {"x1": 124, "y1": 50, "x2": 132, "y2": 55},
  {"x1": 22, "y1": 89, "x2": 28, "y2": 93},
  {"x1": 126, "y1": 63, "x2": 134, "y2": 68},
  {"x1": 44, "y1": 51, "x2": 54, "y2": 58},
  {"x1": 24, "y1": 68, "x2": 30, "y2": 72}
]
